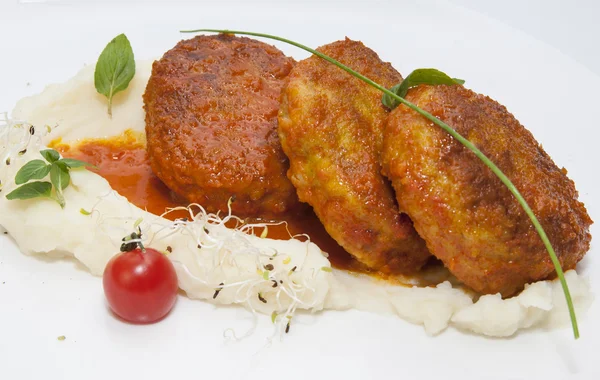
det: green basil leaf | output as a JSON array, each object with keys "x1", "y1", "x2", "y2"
[
  {"x1": 6, "y1": 181, "x2": 52, "y2": 201},
  {"x1": 382, "y1": 83, "x2": 403, "y2": 110},
  {"x1": 94, "y1": 33, "x2": 135, "y2": 117},
  {"x1": 58, "y1": 158, "x2": 96, "y2": 169},
  {"x1": 382, "y1": 68, "x2": 465, "y2": 110},
  {"x1": 15, "y1": 160, "x2": 51, "y2": 185},
  {"x1": 40, "y1": 149, "x2": 60, "y2": 163},
  {"x1": 51, "y1": 162, "x2": 71, "y2": 191}
]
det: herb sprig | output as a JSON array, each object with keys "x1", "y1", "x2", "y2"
[
  {"x1": 382, "y1": 68, "x2": 465, "y2": 109},
  {"x1": 6, "y1": 149, "x2": 93, "y2": 208},
  {"x1": 180, "y1": 28, "x2": 580, "y2": 339},
  {"x1": 94, "y1": 33, "x2": 135, "y2": 118}
]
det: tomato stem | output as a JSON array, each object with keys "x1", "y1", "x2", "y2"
[{"x1": 120, "y1": 227, "x2": 145, "y2": 252}]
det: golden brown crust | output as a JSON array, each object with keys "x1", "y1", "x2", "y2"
[
  {"x1": 381, "y1": 84, "x2": 593, "y2": 296},
  {"x1": 143, "y1": 34, "x2": 300, "y2": 217},
  {"x1": 278, "y1": 38, "x2": 431, "y2": 274}
]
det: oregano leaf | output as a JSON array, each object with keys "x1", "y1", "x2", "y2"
[
  {"x1": 40, "y1": 149, "x2": 60, "y2": 163},
  {"x1": 14, "y1": 160, "x2": 51, "y2": 185},
  {"x1": 59, "y1": 158, "x2": 96, "y2": 169},
  {"x1": 6, "y1": 181, "x2": 52, "y2": 201},
  {"x1": 50, "y1": 163, "x2": 70, "y2": 208},
  {"x1": 50, "y1": 162, "x2": 70, "y2": 191}
]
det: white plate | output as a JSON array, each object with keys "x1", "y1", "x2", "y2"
[{"x1": 0, "y1": 1, "x2": 598, "y2": 379}]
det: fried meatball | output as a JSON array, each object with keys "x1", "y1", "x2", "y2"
[
  {"x1": 381, "y1": 85, "x2": 593, "y2": 296},
  {"x1": 278, "y1": 38, "x2": 431, "y2": 274},
  {"x1": 144, "y1": 34, "x2": 300, "y2": 217}
]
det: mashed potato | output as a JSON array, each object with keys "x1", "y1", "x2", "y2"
[{"x1": 0, "y1": 62, "x2": 592, "y2": 337}]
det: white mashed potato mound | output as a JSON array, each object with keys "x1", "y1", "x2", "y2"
[
  {"x1": 0, "y1": 140, "x2": 333, "y2": 322},
  {"x1": 11, "y1": 61, "x2": 150, "y2": 144},
  {"x1": 0, "y1": 62, "x2": 592, "y2": 337}
]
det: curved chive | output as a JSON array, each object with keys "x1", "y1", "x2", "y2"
[{"x1": 180, "y1": 28, "x2": 579, "y2": 339}]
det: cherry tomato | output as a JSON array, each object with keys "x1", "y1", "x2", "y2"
[{"x1": 103, "y1": 247, "x2": 178, "y2": 323}]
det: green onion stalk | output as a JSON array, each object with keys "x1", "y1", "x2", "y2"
[{"x1": 180, "y1": 28, "x2": 579, "y2": 339}]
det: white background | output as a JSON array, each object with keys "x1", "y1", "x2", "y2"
[
  {"x1": 0, "y1": 1, "x2": 599, "y2": 380},
  {"x1": 7, "y1": 0, "x2": 600, "y2": 75}
]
